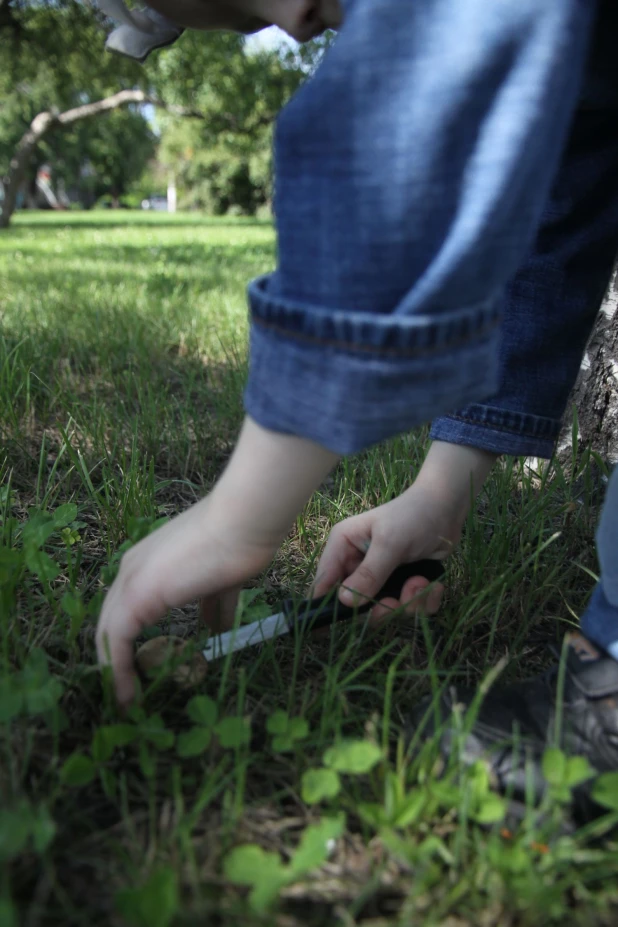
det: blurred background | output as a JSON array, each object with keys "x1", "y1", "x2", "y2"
[{"x1": 0, "y1": 0, "x2": 332, "y2": 225}]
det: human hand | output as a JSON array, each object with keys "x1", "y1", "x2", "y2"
[
  {"x1": 96, "y1": 417, "x2": 338, "y2": 705},
  {"x1": 313, "y1": 442, "x2": 498, "y2": 620},
  {"x1": 143, "y1": 0, "x2": 342, "y2": 41}
]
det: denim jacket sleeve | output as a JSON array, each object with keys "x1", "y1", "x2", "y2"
[
  {"x1": 432, "y1": 0, "x2": 618, "y2": 460},
  {"x1": 244, "y1": 0, "x2": 595, "y2": 455}
]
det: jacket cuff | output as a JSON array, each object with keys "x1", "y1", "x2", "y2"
[
  {"x1": 243, "y1": 275, "x2": 502, "y2": 455},
  {"x1": 430, "y1": 403, "x2": 560, "y2": 458}
]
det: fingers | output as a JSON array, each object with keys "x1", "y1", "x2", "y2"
[
  {"x1": 338, "y1": 540, "x2": 399, "y2": 607},
  {"x1": 199, "y1": 587, "x2": 240, "y2": 633},
  {"x1": 96, "y1": 621, "x2": 139, "y2": 708},
  {"x1": 95, "y1": 581, "x2": 150, "y2": 707},
  {"x1": 368, "y1": 577, "x2": 445, "y2": 625},
  {"x1": 312, "y1": 523, "x2": 366, "y2": 597}
]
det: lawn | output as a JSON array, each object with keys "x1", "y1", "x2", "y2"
[{"x1": 1, "y1": 211, "x2": 617, "y2": 926}]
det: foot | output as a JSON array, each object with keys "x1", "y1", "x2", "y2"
[{"x1": 418, "y1": 633, "x2": 618, "y2": 808}]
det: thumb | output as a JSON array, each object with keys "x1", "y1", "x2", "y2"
[{"x1": 339, "y1": 543, "x2": 398, "y2": 608}]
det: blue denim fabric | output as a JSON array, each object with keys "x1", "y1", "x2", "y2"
[
  {"x1": 431, "y1": 0, "x2": 618, "y2": 459},
  {"x1": 581, "y1": 467, "x2": 618, "y2": 657},
  {"x1": 244, "y1": 0, "x2": 595, "y2": 455}
]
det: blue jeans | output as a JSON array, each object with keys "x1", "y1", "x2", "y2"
[{"x1": 243, "y1": 0, "x2": 618, "y2": 652}]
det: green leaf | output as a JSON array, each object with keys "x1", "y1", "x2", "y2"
[
  {"x1": 60, "y1": 753, "x2": 96, "y2": 787},
  {"x1": 223, "y1": 844, "x2": 285, "y2": 886},
  {"x1": 0, "y1": 804, "x2": 32, "y2": 862},
  {"x1": 138, "y1": 740, "x2": 155, "y2": 779},
  {"x1": 92, "y1": 724, "x2": 137, "y2": 763},
  {"x1": 468, "y1": 760, "x2": 491, "y2": 800},
  {"x1": 0, "y1": 896, "x2": 17, "y2": 927},
  {"x1": 24, "y1": 678, "x2": 64, "y2": 716},
  {"x1": 564, "y1": 755, "x2": 596, "y2": 788},
  {"x1": 357, "y1": 802, "x2": 385, "y2": 828},
  {"x1": 176, "y1": 726, "x2": 213, "y2": 758},
  {"x1": 30, "y1": 806, "x2": 56, "y2": 853},
  {"x1": 126, "y1": 516, "x2": 156, "y2": 545},
  {"x1": 186, "y1": 695, "x2": 217, "y2": 728},
  {"x1": 61, "y1": 590, "x2": 85, "y2": 620},
  {"x1": 243, "y1": 603, "x2": 272, "y2": 622},
  {"x1": 266, "y1": 709, "x2": 289, "y2": 735},
  {"x1": 592, "y1": 772, "x2": 618, "y2": 811},
  {"x1": 0, "y1": 677, "x2": 23, "y2": 723},
  {"x1": 223, "y1": 844, "x2": 289, "y2": 909},
  {"x1": 415, "y1": 835, "x2": 455, "y2": 865},
  {"x1": 384, "y1": 771, "x2": 405, "y2": 821},
  {"x1": 52, "y1": 503, "x2": 78, "y2": 528},
  {"x1": 141, "y1": 714, "x2": 174, "y2": 750},
  {"x1": 0, "y1": 547, "x2": 23, "y2": 584},
  {"x1": 24, "y1": 546, "x2": 60, "y2": 582},
  {"x1": 22, "y1": 513, "x2": 57, "y2": 548},
  {"x1": 215, "y1": 716, "x2": 251, "y2": 749},
  {"x1": 287, "y1": 717, "x2": 309, "y2": 741},
  {"x1": 267, "y1": 712, "x2": 309, "y2": 751},
  {"x1": 301, "y1": 768, "x2": 341, "y2": 804},
  {"x1": 323, "y1": 740, "x2": 382, "y2": 775},
  {"x1": 116, "y1": 866, "x2": 179, "y2": 927},
  {"x1": 22, "y1": 649, "x2": 50, "y2": 685},
  {"x1": 100, "y1": 768, "x2": 117, "y2": 800},
  {"x1": 542, "y1": 747, "x2": 567, "y2": 787},
  {"x1": 62, "y1": 591, "x2": 87, "y2": 643},
  {"x1": 393, "y1": 790, "x2": 426, "y2": 828},
  {"x1": 290, "y1": 815, "x2": 344, "y2": 877},
  {"x1": 248, "y1": 879, "x2": 290, "y2": 914},
  {"x1": 473, "y1": 793, "x2": 507, "y2": 824}
]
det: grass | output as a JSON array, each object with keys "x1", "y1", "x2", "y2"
[{"x1": 1, "y1": 210, "x2": 617, "y2": 927}]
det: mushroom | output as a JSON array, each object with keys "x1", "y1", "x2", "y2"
[{"x1": 135, "y1": 636, "x2": 208, "y2": 689}]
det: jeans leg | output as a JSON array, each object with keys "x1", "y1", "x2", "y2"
[
  {"x1": 245, "y1": 0, "x2": 598, "y2": 453},
  {"x1": 581, "y1": 466, "x2": 618, "y2": 657},
  {"x1": 431, "y1": 0, "x2": 618, "y2": 460}
]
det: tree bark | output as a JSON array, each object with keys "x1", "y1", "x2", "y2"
[
  {"x1": 561, "y1": 269, "x2": 618, "y2": 465},
  {"x1": 0, "y1": 89, "x2": 204, "y2": 228}
]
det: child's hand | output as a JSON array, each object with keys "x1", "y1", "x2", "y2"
[
  {"x1": 96, "y1": 417, "x2": 338, "y2": 705},
  {"x1": 313, "y1": 489, "x2": 450, "y2": 620},
  {"x1": 96, "y1": 499, "x2": 278, "y2": 706},
  {"x1": 313, "y1": 442, "x2": 498, "y2": 620},
  {"x1": 143, "y1": 0, "x2": 342, "y2": 41}
]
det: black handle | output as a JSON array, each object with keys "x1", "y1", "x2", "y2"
[{"x1": 281, "y1": 559, "x2": 445, "y2": 633}]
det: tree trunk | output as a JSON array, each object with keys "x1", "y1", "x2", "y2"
[{"x1": 562, "y1": 269, "x2": 618, "y2": 464}]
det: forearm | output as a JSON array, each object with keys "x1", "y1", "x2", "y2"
[
  {"x1": 141, "y1": 0, "x2": 264, "y2": 31},
  {"x1": 208, "y1": 416, "x2": 339, "y2": 547},
  {"x1": 413, "y1": 441, "x2": 498, "y2": 524}
]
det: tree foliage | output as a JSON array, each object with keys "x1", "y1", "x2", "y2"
[
  {"x1": 0, "y1": 1, "x2": 334, "y2": 215},
  {"x1": 0, "y1": 1, "x2": 153, "y2": 205},
  {"x1": 153, "y1": 31, "x2": 332, "y2": 214}
]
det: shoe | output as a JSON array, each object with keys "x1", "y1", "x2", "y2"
[{"x1": 418, "y1": 633, "x2": 618, "y2": 808}]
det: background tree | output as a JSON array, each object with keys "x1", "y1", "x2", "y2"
[
  {"x1": 154, "y1": 30, "x2": 333, "y2": 214},
  {"x1": 0, "y1": 0, "x2": 153, "y2": 222},
  {"x1": 1, "y1": 2, "x2": 333, "y2": 223}
]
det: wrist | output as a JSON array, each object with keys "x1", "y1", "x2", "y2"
[{"x1": 413, "y1": 440, "x2": 498, "y2": 524}]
